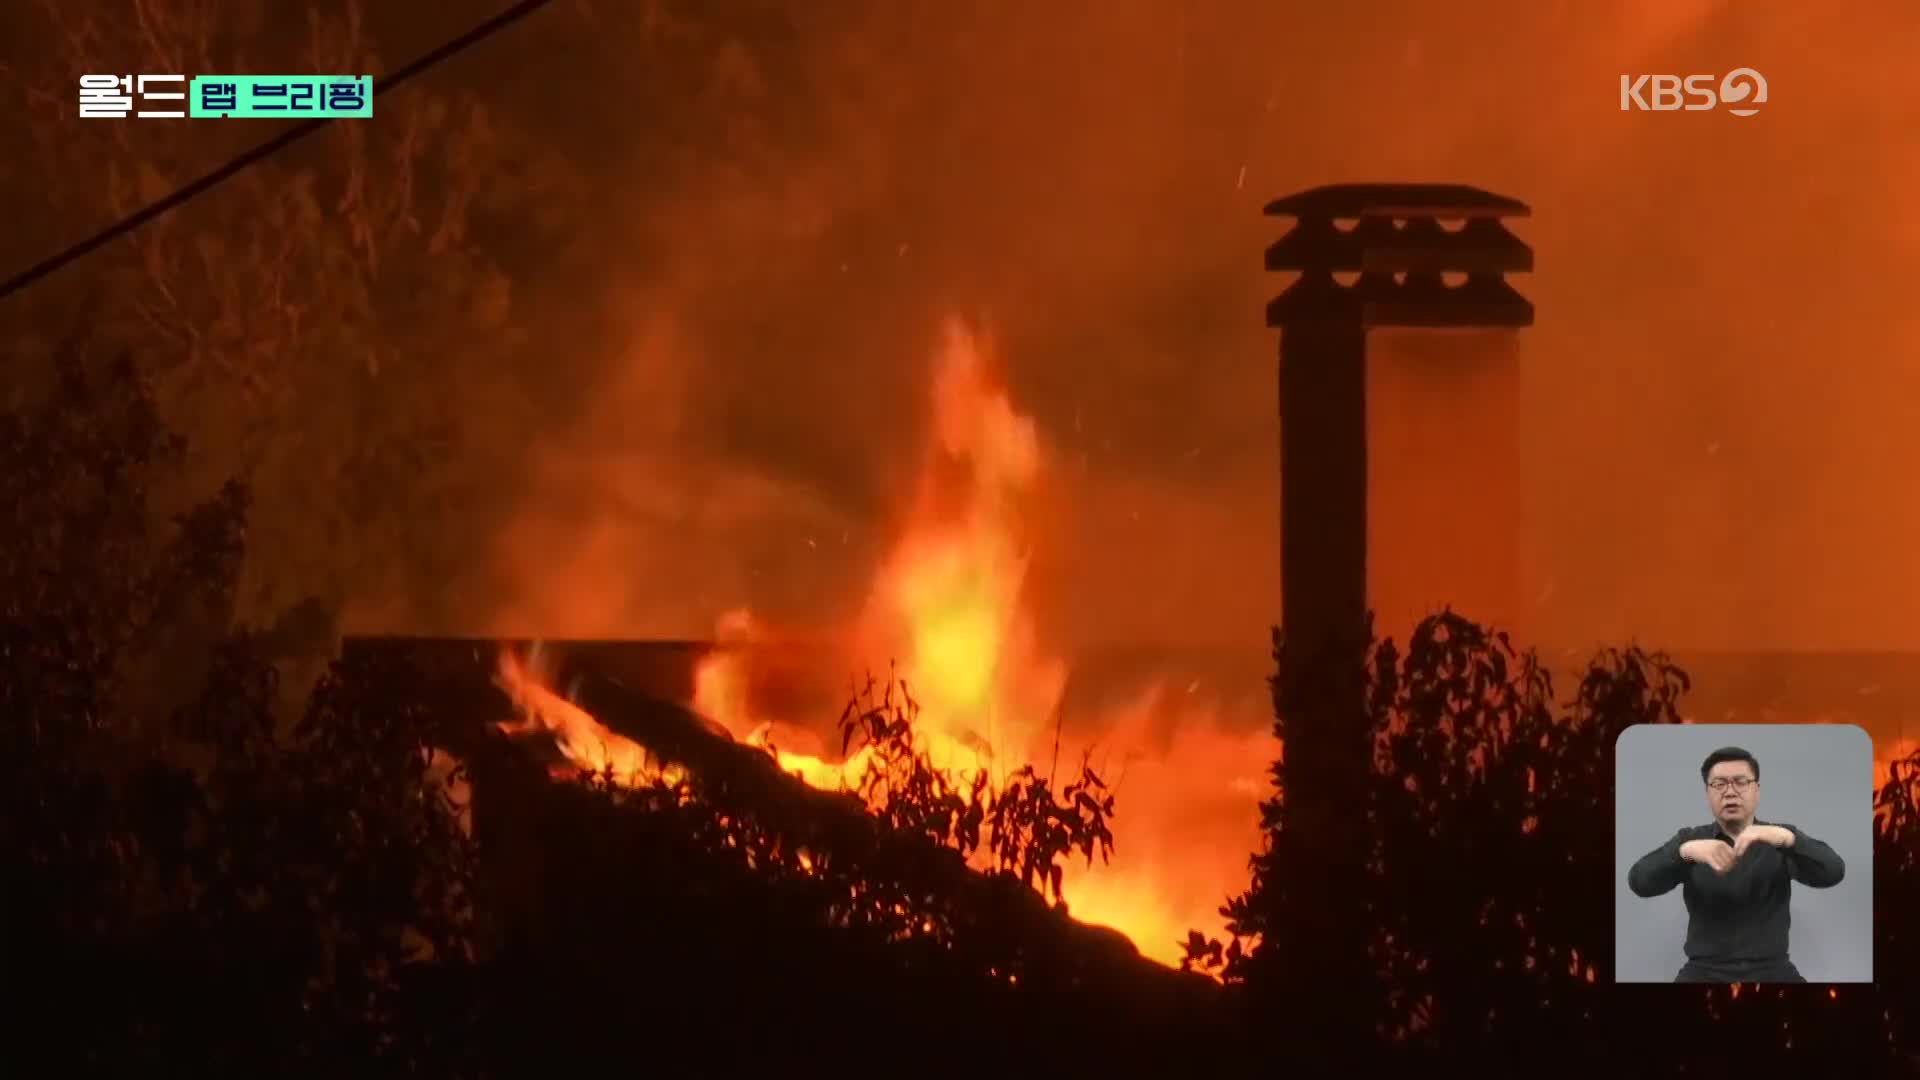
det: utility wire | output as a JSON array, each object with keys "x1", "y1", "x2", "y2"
[{"x1": 0, "y1": 0, "x2": 555, "y2": 305}]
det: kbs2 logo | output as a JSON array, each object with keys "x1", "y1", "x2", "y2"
[{"x1": 1619, "y1": 68, "x2": 1768, "y2": 117}]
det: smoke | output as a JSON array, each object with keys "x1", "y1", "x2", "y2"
[
  {"x1": 382, "y1": 0, "x2": 1920, "y2": 671},
  {"x1": 9, "y1": 0, "x2": 1910, "y2": 962}
]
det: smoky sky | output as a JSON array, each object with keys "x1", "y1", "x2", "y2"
[
  {"x1": 13, "y1": 0, "x2": 1920, "y2": 657},
  {"x1": 467, "y1": 0, "x2": 1920, "y2": 656},
  {"x1": 465, "y1": 0, "x2": 1920, "y2": 656}
]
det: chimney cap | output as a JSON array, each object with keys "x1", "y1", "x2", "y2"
[{"x1": 1265, "y1": 183, "x2": 1530, "y2": 221}]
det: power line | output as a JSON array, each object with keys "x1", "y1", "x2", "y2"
[{"x1": 0, "y1": 0, "x2": 555, "y2": 305}]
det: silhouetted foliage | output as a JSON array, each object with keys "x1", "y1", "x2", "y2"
[
  {"x1": 0, "y1": 323, "x2": 1195, "y2": 1068},
  {"x1": 451, "y1": 658, "x2": 1219, "y2": 1068},
  {"x1": 827, "y1": 669, "x2": 1116, "y2": 907},
  {"x1": 2, "y1": 335, "x2": 482, "y2": 1071},
  {"x1": 12, "y1": 331, "x2": 1919, "y2": 1072},
  {"x1": 836, "y1": 669, "x2": 991, "y2": 855},
  {"x1": 984, "y1": 762, "x2": 1116, "y2": 906},
  {"x1": 1186, "y1": 609, "x2": 1920, "y2": 1072}
]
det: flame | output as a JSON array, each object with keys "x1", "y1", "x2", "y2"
[
  {"x1": 488, "y1": 319, "x2": 1267, "y2": 968},
  {"x1": 490, "y1": 317, "x2": 1920, "y2": 970},
  {"x1": 690, "y1": 322, "x2": 1064, "y2": 800},
  {"x1": 495, "y1": 646, "x2": 680, "y2": 787},
  {"x1": 856, "y1": 323, "x2": 1060, "y2": 776},
  {"x1": 693, "y1": 627, "x2": 889, "y2": 789},
  {"x1": 1875, "y1": 737, "x2": 1919, "y2": 816},
  {"x1": 487, "y1": 313, "x2": 1920, "y2": 968},
  {"x1": 821, "y1": 323, "x2": 1262, "y2": 966}
]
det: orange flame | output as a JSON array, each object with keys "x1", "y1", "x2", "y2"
[
  {"x1": 489, "y1": 311, "x2": 1920, "y2": 971},
  {"x1": 494, "y1": 319, "x2": 1270, "y2": 968},
  {"x1": 495, "y1": 646, "x2": 678, "y2": 787},
  {"x1": 685, "y1": 321, "x2": 1264, "y2": 966},
  {"x1": 855, "y1": 322, "x2": 1061, "y2": 776},
  {"x1": 1874, "y1": 737, "x2": 1918, "y2": 817}
]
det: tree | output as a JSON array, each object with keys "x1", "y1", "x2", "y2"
[
  {"x1": 0, "y1": 324, "x2": 485, "y2": 1070},
  {"x1": 0, "y1": 323, "x2": 1214, "y2": 1069},
  {"x1": 1188, "y1": 610, "x2": 1920, "y2": 1071},
  {"x1": 2, "y1": 0, "x2": 555, "y2": 648}
]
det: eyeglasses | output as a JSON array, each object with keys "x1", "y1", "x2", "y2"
[{"x1": 1707, "y1": 777, "x2": 1757, "y2": 792}]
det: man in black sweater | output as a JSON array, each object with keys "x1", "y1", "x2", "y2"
[{"x1": 1625, "y1": 745, "x2": 1848, "y2": 983}]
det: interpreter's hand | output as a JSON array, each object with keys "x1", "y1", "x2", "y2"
[
  {"x1": 1680, "y1": 839, "x2": 1737, "y2": 875},
  {"x1": 1732, "y1": 824, "x2": 1795, "y2": 861}
]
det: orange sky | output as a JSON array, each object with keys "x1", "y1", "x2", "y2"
[
  {"x1": 469, "y1": 0, "x2": 1920, "y2": 659},
  {"x1": 6, "y1": 0, "x2": 1914, "y2": 969},
  {"x1": 475, "y1": 0, "x2": 1920, "y2": 960}
]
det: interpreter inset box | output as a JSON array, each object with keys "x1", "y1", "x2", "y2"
[{"x1": 1613, "y1": 723, "x2": 1873, "y2": 984}]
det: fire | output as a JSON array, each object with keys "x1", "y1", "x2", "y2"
[
  {"x1": 487, "y1": 322, "x2": 1920, "y2": 970},
  {"x1": 495, "y1": 318, "x2": 1267, "y2": 968},
  {"x1": 1875, "y1": 737, "x2": 1919, "y2": 817},
  {"x1": 823, "y1": 323, "x2": 1261, "y2": 966},
  {"x1": 488, "y1": 308, "x2": 1920, "y2": 968},
  {"x1": 856, "y1": 323, "x2": 1061, "y2": 777},
  {"x1": 495, "y1": 646, "x2": 678, "y2": 787},
  {"x1": 693, "y1": 629, "x2": 887, "y2": 790},
  {"x1": 690, "y1": 322, "x2": 1066, "y2": 799}
]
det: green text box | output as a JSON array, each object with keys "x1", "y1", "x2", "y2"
[{"x1": 188, "y1": 76, "x2": 372, "y2": 118}]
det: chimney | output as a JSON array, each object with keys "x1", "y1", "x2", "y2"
[
  {"x1": 1266, "y1": 182, "x2": 1534, "y2": 655},
  {"x1": 1260, "y1": 183, "x2": 1534, "y2": 1043}
]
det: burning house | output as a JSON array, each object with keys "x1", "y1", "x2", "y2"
[
  {"x1": 341, "y1": 321, "x2": 1271, "y2": 992},
  {"x1": 336, "y1": 184, "x2": 1916, "y2": 1006}
]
